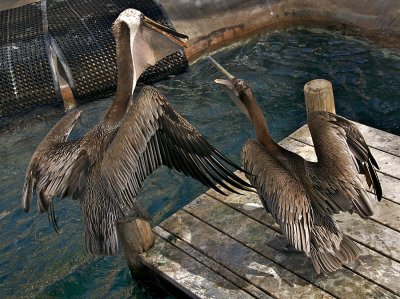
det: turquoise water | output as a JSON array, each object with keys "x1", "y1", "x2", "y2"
[{"x1": 1, "y1": 28, "x2": 399, "y2": 298}]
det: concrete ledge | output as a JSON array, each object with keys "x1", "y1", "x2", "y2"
[
  {"x1": 4, "y1": 1, "x2": 399, "y2": 61},
  {"x1": 159, "y1": 0, "x2": 400, "y2": 61}
]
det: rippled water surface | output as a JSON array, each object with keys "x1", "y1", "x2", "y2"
[{"x1": 1, "y1": 28, "x2": 399, "y2": 298}]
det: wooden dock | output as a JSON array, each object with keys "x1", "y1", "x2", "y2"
[{"x1": 139, "y1": 121, "x2": 400, "y2": 298}]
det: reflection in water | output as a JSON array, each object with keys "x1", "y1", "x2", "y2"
[{"x1": 1, "y1": 28, "x2": 399, "y2": 298}]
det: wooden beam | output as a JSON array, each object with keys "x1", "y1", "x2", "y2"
[
  {"x1": 304, "y1": 79, "x2": 336, "y2": 115},
  {"x1": 140, "y1": 230, "x2": 264, "y2": 299},
  {"x1": 189, "y1": 192, "x2": 399, "y2": 297},
  {"x1": 160, "y1": 210, "x2": 334, "y2": 298},
  {"x1": 117, "y1": 218, "x2": 154, "y2": 277}
]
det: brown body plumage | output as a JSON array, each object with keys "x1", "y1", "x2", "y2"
[
  {"x1": 21, "y1": 10, "x2": 251, "y2": 255},
  {"x1": 212, "y1": 59, "x2": 382, "y2": 274}
]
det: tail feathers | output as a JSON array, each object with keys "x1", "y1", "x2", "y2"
[
  {"x1": 21, "y1": 173, "x2": 33, "y2": 212},
  {"x1": 85, "y1": 228, "x2": 119, "y2": 255},
  {"x1": 311, "y1": 235, "x2": 362, "y2": 274},
  {"x1": 82, "y1": 194, "x2": 120, "y2": 256},
  {"x1": 37, "y1": 190, "x2": 51, "y2": 213},
  {"x1": 367, "y1": 159, "x2": 382, "y2": 201},
  {"x1": 83, "y1": 204, "x2": 119, "y2": 255},
  {"x1": 353, "y1": 186, "x2": 374, "y2": 218}
]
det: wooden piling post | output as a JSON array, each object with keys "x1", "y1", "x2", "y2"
[
  {"x1": 304, "y1": 79, "x2": 336, "y2": 115},
  {"x1": 117, "y1": 218, "x2": 154, "y2": 277}
]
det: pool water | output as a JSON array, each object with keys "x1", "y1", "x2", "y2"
[{"x1": 1, "y1": 27, "x2": 399, "y2": 298}]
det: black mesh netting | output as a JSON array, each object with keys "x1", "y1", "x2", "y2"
[
  {"x1": 0, "y1": 0, "x2": 188, "y2": 121},
  {"x1": 0, "y1": 3, "x2": 56, "y2": 119}
]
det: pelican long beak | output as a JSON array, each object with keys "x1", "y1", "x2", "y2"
[
  {"x1": 209, "y1": 56, "x2": 250, "y2": 118},
  {"x1": 209, "y1": 55, "x2": 238, "y2": 97},
  {"x1": 214, "y1": 78, "x2": 245, "y2": 115},
  {"x1": 209, "y1": 56, "x2": 235, "y2": 80},
  {"x1": 143, "y1": 16, "x2": 188, "y2": 48}
]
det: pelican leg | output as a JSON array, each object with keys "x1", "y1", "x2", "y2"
[{"x1": 268, "y1": 235, "x2": 301, "y2": 253}]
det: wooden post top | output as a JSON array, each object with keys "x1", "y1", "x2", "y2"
[{"x1": 304, "y1": 79, "x2": 336, "y2": 116}]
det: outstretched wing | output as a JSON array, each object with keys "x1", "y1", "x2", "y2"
[
  {"x1": 307, "y1": 110, "x2": 381, "y2": 218},
  {"x1": 102, "y1": 86, "x2": 252, "y2": 215},
  {"x1": 22, "y1": 110, "x2": 87, "y2": 214},
  {"x1": 242, "y1": 139, "x2": 313, "y2": 253}
]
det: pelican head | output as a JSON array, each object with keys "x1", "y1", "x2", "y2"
[
  {"x1": 112, "y1": 9, "x2": 188, "y2": 94},
  {"x1": 209, "y1": 57, "x2": 252, "y2": 119}
]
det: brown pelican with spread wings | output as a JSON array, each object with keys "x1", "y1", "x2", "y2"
[
  {"x1": 210, "y1": 57, "x2": 382, "y2": 274},
  {"x1": 21, "y1": 10, "x2": 252, "y2": 256}
]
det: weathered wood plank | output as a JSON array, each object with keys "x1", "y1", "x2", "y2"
[
  {"x1": 153, "y1": 226, "x2": 272, "y2": 299},
  {"x1": 348, "y1": 240, "x2": 400, "y2": 296},
  {"x1": 140, "y1": 234, "x2": 255, "y2": 299},
  {"x1": 160, "y1": 210, "x2": 334, "y2": 299},
  {"x1": 356, "y1": 123, "x2": 400, "y2": 157},
  {"x1": 361, "y1": 199, "x2": 400, "y2": 232},
  {"x1": 289, "y1": 125, "x2": 400, "y2": 178},
  {"x1": 279, "y1": 138, "x2": 400, "y2": 231},
  {"x1": 336, "y1": 213, "x2": 400, "y2": 262},
  {"x1": 190, "y1": 193, "x2": 400, "y2": 297},
  {"x1": 375, "y1": 174, "x2": 400, "y2": 204},
  {"x1": 290, "y1": 123, "x2": 400, "y2": 157}
]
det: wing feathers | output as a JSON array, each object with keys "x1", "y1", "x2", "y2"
[
  {"x1": 21, "y1": 110, "x2": 83, "y2": 213},
  {"x1": 102, "y1": 86, "x2": 252, "y2": 215},
  {"x1": 367, "y1": 160, "x2": 382, "y2": 199},
  {"x1": 66, "y1": 150, "x2": 90, "y2": 200},
  {"x1": 310, "y1": 215, "x2": 362, "y2": 274},
  {"x1": 242, "y1": 139, "x2": 312, "y2": 253},
  {"x1": 22, "y1": 172, "x2": 33, "y2": 213},
  {"x1": 328, "y1": 113, "x2": 382, "y2": 201},
  {"x1": 307, "y1": 111, "x2": 381, "y2": 217}
]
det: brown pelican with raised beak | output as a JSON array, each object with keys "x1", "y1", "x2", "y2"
[
  {"x1": 21, "y1": 10, "x2": 252, "y2": 256},
  {"x1": 210, "y1": 56, "x2": 382, "y2": 274}
]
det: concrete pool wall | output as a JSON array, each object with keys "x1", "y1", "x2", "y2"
[
  {"x1": 159, "y1": 0, "x2": 400, "y2": 61},
  {"x1": 4, "y1": 1, "x2": 399, "y2": 48},
  {"x1": 1, "y1": 0, "x2": 399, "y2": 119}
]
